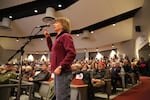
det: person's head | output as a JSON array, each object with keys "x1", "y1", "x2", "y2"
[
  {"x1": 0, "y1": 66, "x2": 5, "y2": 73},
  {"x1": 41, "y1": 63, "x2": 48, "y2": 71},
  {"x1": 81, "y1": 64, "x2": 88, "y2": 71},
  {"x1": 123, "y1": 59, "x2": 129, "y2": 65},
  {"x1": 53, "y1": 17, "x2": 71, "y2": 33},
  {"x1": 5, "y1": 64, "x2": 12, "y2": 71},
  {"x1": 21, "y1": 66, "x2": 26, "y2": 71},
  {"x1": 115, "y1": 61, "x2": 121, "y2": 67},
  {"x1": 25, "y1": 65, "x2": 33, "y2": 72},
  {"x1": 71, "y1": 63, "x2": 82, "y2": 71},
  {"x1": 98, "y1": 62, "x2": 105, "y2": 70},
  {"x1": 131, "y1": 62, "x2": 136, "y2": 67}
]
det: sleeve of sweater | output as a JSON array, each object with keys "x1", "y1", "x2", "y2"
[
  {"x1": 32, "y1": 71, "x2": 50, "y2": 82},
  {"x1": 46, "y1": 36, "x2": 53, "y2": 51}
]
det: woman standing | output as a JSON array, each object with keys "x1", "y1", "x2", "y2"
[{"x1": 44, "y1": 17, "x2": 76, "y2": 100}]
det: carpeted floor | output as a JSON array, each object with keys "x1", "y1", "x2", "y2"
[{"x1": 112, "y1": 76, "x2": 150, "y2": 100}]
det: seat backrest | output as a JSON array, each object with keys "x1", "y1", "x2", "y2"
[
  {"x1": 0, "y1": 87, "x2": 11, "y2": 100},
  {"x1": 39, "y1": 80, "x2": 55, "y2": 100},
  {"x1": 39, "y1": 82, "x2": 50, "y2": 97}
]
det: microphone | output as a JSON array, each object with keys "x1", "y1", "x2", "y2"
[{"x1": 35, "y1": 24, "x2": 50, "y2": 28}]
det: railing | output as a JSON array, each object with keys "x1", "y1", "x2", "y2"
[{"x1": 0, "y1": 79, "x2": 33, "y2": 100}]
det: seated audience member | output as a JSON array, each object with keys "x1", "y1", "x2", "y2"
[
  {"x1": 131, "y1": 62, "x2": 140, "y2": 84},
  {"x1": 71, "y1": 63, "x2": 94, "y2": 100},
  {"x1": 82, "y1": 63, "x2": 95, "y2": 99},
  {"x1": 137, "y1": 57, "x2": 147, "y2": 76},
  {"x1": 122, "y1": 59, "x2": 133, "y2": 85},
  {"x1": 0, "y1": 64, "x2": 17, "y2": 84},
  {"x1": 122, "y1": 59, "x2": 132, "y2": 73},
  {"x1": 29, "y1": 63, "x2": 50, "y2": 93},
  {"x1": 33, "y1": 64, "x2": 41, "y2": 76},
  {"x1": 22, "y1": 65, "x2": 33, "y2": 81},
  {"x1": 91, "y1": 61, "x2": 109, "y2": 88},
  {"x1": 110, "y1": 62, "x2": 121, "y2": 93},
  {"x1": 0, "y1": 66, "x2": 5, "y2": 74},
  {"x1": 71, "y1": 63, "x2": 84, "y2": 85}
]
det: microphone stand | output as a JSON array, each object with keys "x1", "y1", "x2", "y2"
[{"x1": 8, "y1": 27, "x2": 43, "y2": 100}]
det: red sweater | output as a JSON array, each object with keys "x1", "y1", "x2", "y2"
[{"x1": 46, "y1": 32, "x2": 76, "y2": 73}]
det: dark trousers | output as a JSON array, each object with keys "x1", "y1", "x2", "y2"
[{"x1": 111, "y1": 77, "x2": 121, "y2": 93}]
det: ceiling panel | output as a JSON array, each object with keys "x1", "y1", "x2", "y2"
[
  {"x1": 0, "y1": 0, "x2": 34, "y2": 9},
  {"x1": 0, "y1": 0, "x2": 144, "y2": 52}
]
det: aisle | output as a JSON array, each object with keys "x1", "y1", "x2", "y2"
[{"x1": 112, "y1": 76, "x2": 150, "y2": 100}]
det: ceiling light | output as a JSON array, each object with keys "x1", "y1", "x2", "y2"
[
  {"x1": 84, "y1": 48, "x2": 87, "y2": 52},
  {"x1": 112, "y1": 44, "x2": 115, "y2": 48},
  {"x1": 16, "y1": 38, "x2": 19, "y2": 42},
  {"x1": 76, "y1": 34, "x2": 80, "y2": 37},
  {"x1": 44, "y1": 51, "x2": 47, "y2": 54},
  {"x1": 112, "y1": 24, "x2": 116, "y2": 26},
  {"x1": 34, "y1": 9, "x2": 38, "y2": 13},
  {"x1": 42, "y1": 7, "x2": 56, "y2": 24},
  {"x1": 96, "y1": 48, "x2": 99, "y2": 52},
  {"x1": 90, "y1": 31, "x2": 94, "y2": 34},
  {"x1": 9, "y1": 16, "x2": 12, "y2": 19},
  {"x1": 58, "y1": 4, "x2": 62, "y2": 8}
]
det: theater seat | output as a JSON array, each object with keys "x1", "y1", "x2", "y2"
[
  {"x1": 39, "y1": 79, "x2": 55, "y2": 100},
  {"x1": 94, "y1": 79, "x2": 111, "y2": 100},
  {"x1": 0, "y1": 86, "x2": 11, "y2": 100}
]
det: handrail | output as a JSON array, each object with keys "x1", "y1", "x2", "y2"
[
  {"x1": 9, "y1": 78, "x2": 33, "y2": 86},
  {"x1": 0, "y1": 79, "x2": 34, "y2": 100}
]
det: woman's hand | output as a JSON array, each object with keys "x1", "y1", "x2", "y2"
[
  {"x1": 54, "y1": 66, "x2": 62, "y2": 75},
  {"x1": 44, "y1": 29, "x2": 50, "y2": 38}
]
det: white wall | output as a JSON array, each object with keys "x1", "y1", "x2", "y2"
[
  {"x1": 116, "y1": 40, "x2": 135, "y2": 60},
  {"x1": 0, "y1": 45, "x2": 18, "y2": 64},
  {"x1": 133, "y1": 0, "x2": 150, "y2": 59}
]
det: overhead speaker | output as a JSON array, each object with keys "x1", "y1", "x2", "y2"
[
  {"x1": 42, "y1": 7, "x2": 56, "y2": 24},
  {"x1": 135, "y1": 26, "x2": 141, "y2": 32},
  {"x1": 0, "y1": 17, "x2": 11, "y2": 30},
  {"x1": 81, "y1": 30, "x2": 90, "y2": 39}
]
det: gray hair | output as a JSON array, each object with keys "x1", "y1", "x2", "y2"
[{"x1": 55, "y1": 17, "x2": 71, "y2": 33}]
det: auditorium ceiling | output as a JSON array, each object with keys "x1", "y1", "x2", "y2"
[{"x1": 0, "y1": 0, "x2": 144, "y2": 53}]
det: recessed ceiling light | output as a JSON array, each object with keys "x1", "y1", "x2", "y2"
[
  {"x1": 9, "y1": 16, "x2": 12, "y2": 19},
  {"x1": 58, "y1": 4, "x2": 62, "y2": 8},
  {"x1": 16, "y1": 38, "x2": 19, "y2": 42},
  {"x1": 76, "y1": 34, "x2": 80, "y2": 37},
  {"x1": 96, "y1": 48, "x2": 99, "y2": 52},
  {"x1": 84, "y1": 48, "x2": 87, "y2": 52},
  {"x1": 112, "y1": 24, "x2": 116, "y2": 26},
  {"x1": 34, "y1": 9, "x2": 38, "y2": 13},
  {"x1": 112, "y1": 44, "x2": 115, "y2": 48},
  {"x1": 44, "y1": 52, "x2": 47, "y2": 54},
  {"x1": 90, "y1": 31, "x2": 94, "y2": 33}
]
